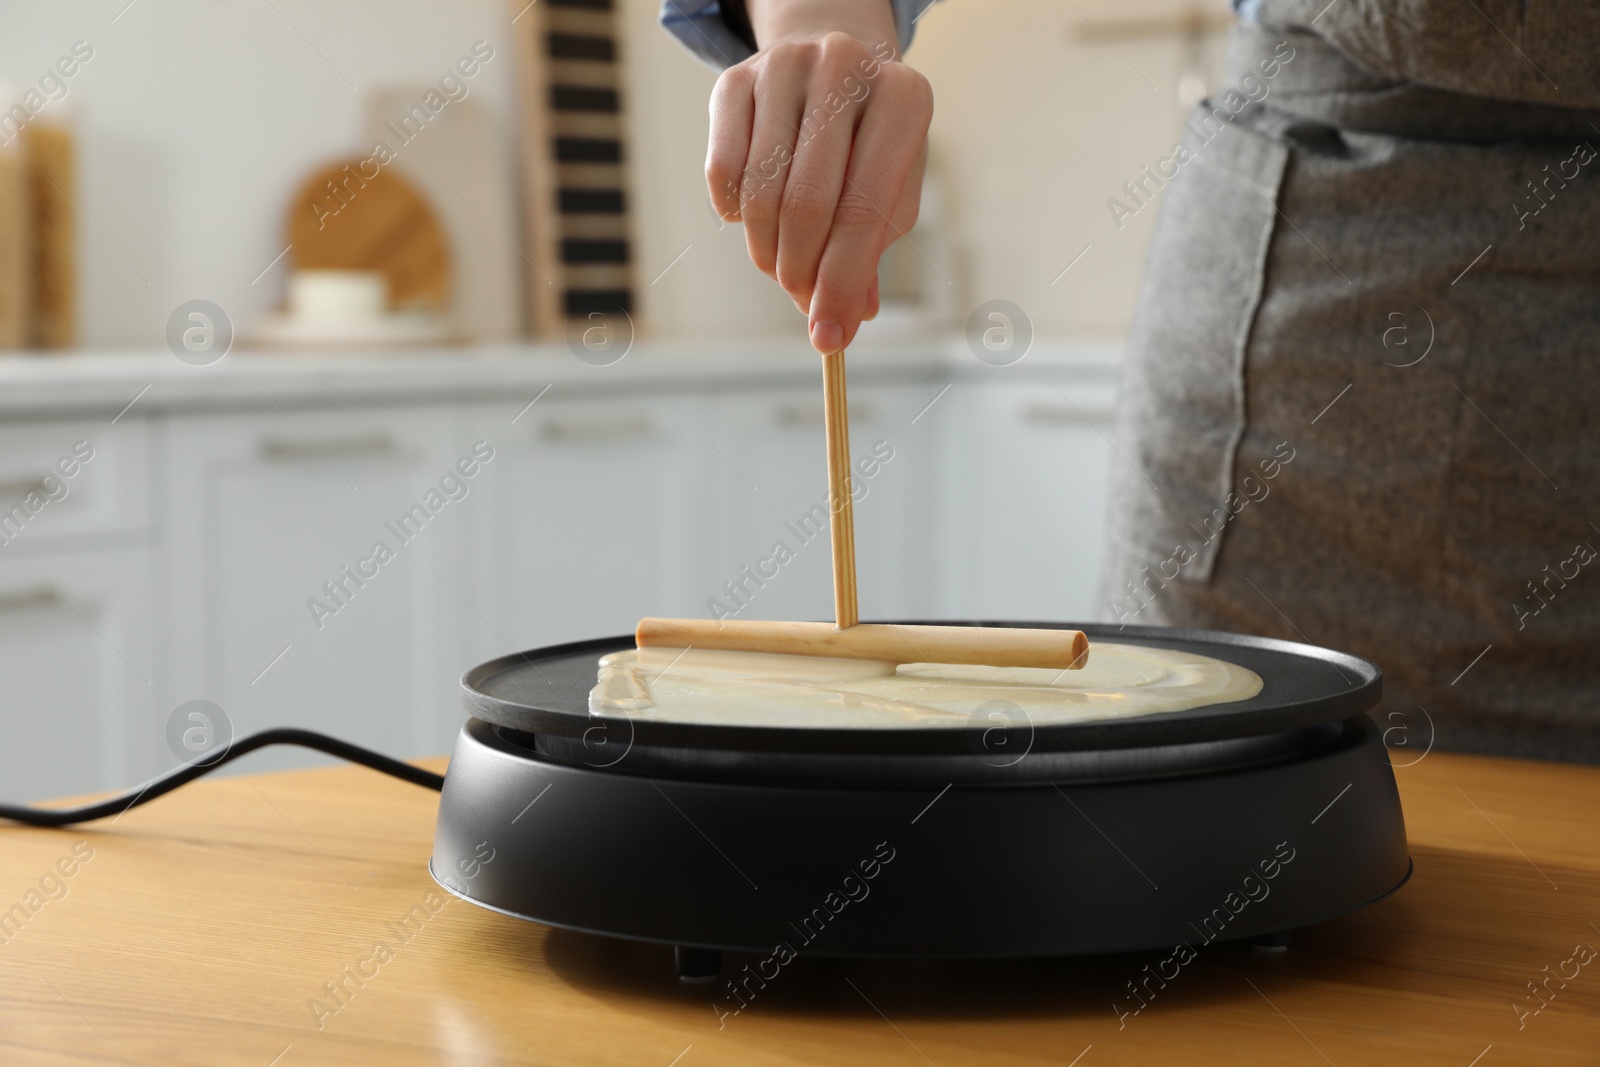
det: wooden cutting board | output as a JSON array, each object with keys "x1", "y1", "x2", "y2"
[
  {"x1": 25, "y1": 123, "x2": 75, "y2": 348},
  {"x1": 0, "y1": 141, "x2": 29, "y2": 348},
  {"x1": 285, "y1": 160, "x2": 451, "y2": 311}
]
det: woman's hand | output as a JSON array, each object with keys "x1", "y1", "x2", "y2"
[{"x1": 707, "y1": 0, "x2": 933, "y2": 354}]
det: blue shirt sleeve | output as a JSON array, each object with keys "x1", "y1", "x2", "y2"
[{"x1": 660, "y1": 0, "x2": 937, "y2": 69}]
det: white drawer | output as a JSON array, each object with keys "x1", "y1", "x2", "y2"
[
  {"x1": 0, "y1": 419, "x2": 149, "y2": 548},
  {"x1": 0, "y1": 547, "x2": 156, "y2": 800}
]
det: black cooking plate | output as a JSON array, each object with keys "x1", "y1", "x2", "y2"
[{"x1": 462, "y1": 621, "x2": 1380, "y2": 755}]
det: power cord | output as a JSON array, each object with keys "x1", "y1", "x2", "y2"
[{"x1": 0, "y1": 728, "x2": 444, "y2": 828}]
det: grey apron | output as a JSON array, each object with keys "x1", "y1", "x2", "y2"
[{"x1": 1100, "y1": 0, "x2": 1600, "y2": 762}]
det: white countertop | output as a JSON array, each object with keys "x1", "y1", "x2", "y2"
[{"x1": 0, "y1": 337, "x2": 1121, "y2": 417}]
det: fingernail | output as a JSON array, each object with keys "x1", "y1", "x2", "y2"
[{"x1": 810, "y1": 320, "x2": 844, "y2": 353}]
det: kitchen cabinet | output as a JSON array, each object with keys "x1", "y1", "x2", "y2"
[
  {"x1": 159, "y1": 406, "x2": 480, "y2": 764},
  {"x1": 0, "y1": 548, "x2": 155, "y2": 804},
  {"x1": 947, "y1": 379, "x2": 1116, "y2": 623},
  {"x1": 467, "y1": 388, "x2": 717, "y2": 653},
  {"x1": 709, "y1": 385, "x2": 864, "y2": 625},
  {"x1": 0, "y1": 419, "x2": 148, "y2": 551},
  {"x1": 852, "y1": 379, "x2": 958, "y2": 620},
  {"x1": 709, "y1": 380, "x2": 948, "y2": 624}
]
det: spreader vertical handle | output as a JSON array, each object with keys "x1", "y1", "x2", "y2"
[{"x1": 821, "y1": 349, "x2": 858, "y2": 629}]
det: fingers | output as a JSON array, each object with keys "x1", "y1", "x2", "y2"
[
  {"x1": 707, "y1": 36, "x2": 933, "y2": 354},
  {"x1": 808, "y1": 72, "x2": 931, "y2": 353},
  {"x1": 773, "y1": 45, "x2": 867, "y2": 313},
  {"x1": 739, "y1": 53, "x2": 809, "y2": 279},
  {"x1": 706, "y1": 66, "x2": 755, "y2": 221},
  {"x1": 892, "y1": 139, "x2": 928, "y2": 240}
]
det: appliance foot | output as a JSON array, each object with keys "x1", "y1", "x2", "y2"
[
  {"x1": 1252, "y1": 930, "x2": 1292, "y2": 953},
  {"x1": 675, "y1": 946, "x2": 722, "y2": 983}
]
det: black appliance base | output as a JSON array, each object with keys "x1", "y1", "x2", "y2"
[{"x1": 431, "y1": 714, "x2": 1410, "y2": 974}]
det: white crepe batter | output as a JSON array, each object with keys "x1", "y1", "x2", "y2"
[{"x1": 590, "y1": 642, "x2": 1263, "y2": 729}]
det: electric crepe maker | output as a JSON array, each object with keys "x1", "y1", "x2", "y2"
[{"x1": 430, "y1": 621, "x2": 1409, "y2": 979}]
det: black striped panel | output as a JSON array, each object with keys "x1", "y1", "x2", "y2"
[
  {"x1": 561, "y1": 239, "x2": 629, "y2": 264},
  {"x1": 555, "y1": 137, "x2": 622, "y2": 163},
  {"x1": 551, "y1": 85, "x2": 618, "y2": 112},
  {"x1": 538, "y1": 0, "x2": 630, "y2": 319},
  {"x1": 548, "y1": 32, "x2": 615, "y2": 61},
  {"x1": 558, "y1": 188, "x2": 625, "y2": 213},
  {"x1": 565, "y1": 290, "x2": 633, "y2": 315}
]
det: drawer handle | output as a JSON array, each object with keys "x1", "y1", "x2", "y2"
[
  {"x1": 259, "y1": 434, "x2": 397, "y2": 460},
  {"x1": 0, "y1": 477, "x2": 48, "y2": 499},
  {"x1": 776, "y1": 403, "x2": 874, "y2": 427},
  {"x1": 0, "y1": 586, "x2": 61, "y2": 613},
  {"x1": 541, "y1": 416, "x2": 653, "y2": 442},
  {"x1": 1020, "y1": 402, "x2": 1099, "y2": 425}
]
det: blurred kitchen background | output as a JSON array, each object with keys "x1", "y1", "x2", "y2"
[{"x1": 0, "y1": 0, "x2": 1231, "y2": 799}]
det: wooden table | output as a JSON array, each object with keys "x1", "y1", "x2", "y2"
[{"x1": 1, "y1": 747, "x2": 1596, "y2": 1066}]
